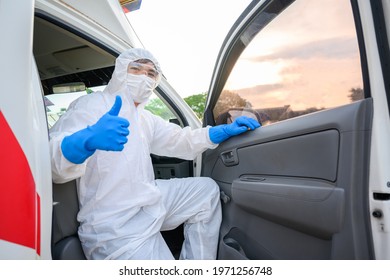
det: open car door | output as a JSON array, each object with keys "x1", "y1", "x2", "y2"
[{"x1": 202, "y1": 0, "x2": 390, "y2": 259}]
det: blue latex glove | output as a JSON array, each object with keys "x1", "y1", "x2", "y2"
[
  {"x1": 209, "y1": 116, "x2": 261, "y2": 144},
  {"x1": 61, "y1": 96, "x2": 130, "y2": 164}
]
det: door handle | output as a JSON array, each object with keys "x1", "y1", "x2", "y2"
[
  {"x1": 240, "y1": 175, "x2": 266, "y2": 182},
  {"x1": 220, "y1": 149, "x2": 239, "y2": 166}
]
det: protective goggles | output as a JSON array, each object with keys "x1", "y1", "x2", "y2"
[{"x1": 127, "y1": 61, "x2": 159, "y2": 80}]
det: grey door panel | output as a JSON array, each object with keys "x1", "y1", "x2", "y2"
[
  {"x1": 213, "y1": 129, "x2": 340, "y2": 183},
  {"x1": 202, "y1": 98, "x2": 373, "y2": 259},
  {"x1": 232, "y1": 177, "x2": 344, "y2": 239}
]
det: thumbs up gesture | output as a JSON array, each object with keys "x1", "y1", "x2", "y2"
[
  {"x1": 61, "y1": 96, "x2": 130, "y2": 164},
  {"x1": 85, "y1": 96, "x2": 130, "y2": 152}
]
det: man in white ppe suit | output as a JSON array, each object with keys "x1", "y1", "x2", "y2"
[{"x1": 50, "y1": 48, "x2": 260, "y2": 260}]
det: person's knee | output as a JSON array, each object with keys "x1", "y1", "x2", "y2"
[
  {"x1": 198, "y1": 177, "x2": 220, "y2": 199},
  {"x1": 198, "y1": 176, "x2": 217, "y2": 189},
  {"x1": 201, "y1": 178, "x2": 222, "y2": 223}
]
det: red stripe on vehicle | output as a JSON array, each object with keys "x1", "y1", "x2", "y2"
[
  {"x1": 36, "y1": 193, "x2": 41, "y2": 256},
  {"x1": 0, "y1": 111, "x2": 37, "y2": 251}
]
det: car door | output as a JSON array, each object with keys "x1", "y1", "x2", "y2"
[{"x1": 202, "y1": 0, "x2": 390, "y2": 259}]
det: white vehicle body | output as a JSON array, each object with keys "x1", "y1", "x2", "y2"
[{"x1": 0, "y1": 0, "x2": 389, "y2": 260}]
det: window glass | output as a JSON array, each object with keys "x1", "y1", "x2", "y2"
[
  {"x1": 214, "y1": 0, "x2": 363, "y2": 126},
  {"x1": 144, "y1": 93, "x2": 177, "y2": 121},
  {"x1": 46, "y1": 89, "x2": 89, "y2": 129}
]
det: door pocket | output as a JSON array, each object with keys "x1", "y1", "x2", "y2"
[
  {"x1": 218, "y1": 227, "x2": 276, "y2": 260},
  {"x1": 219, "y1": 237, "x2": 249, "y2": 260}
]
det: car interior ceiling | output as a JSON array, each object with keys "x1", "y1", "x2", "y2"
[{"x1": 33, "y1": 17, "x2": 116, "y2": 95}]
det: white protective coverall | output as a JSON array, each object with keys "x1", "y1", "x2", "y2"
[{"x1": 50, "y1": 48, "x2": 222, "y2": 260}]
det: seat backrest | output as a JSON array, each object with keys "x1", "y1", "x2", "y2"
[{"x1": 52, "y1": 180, "x2": 86, "y2": 260}]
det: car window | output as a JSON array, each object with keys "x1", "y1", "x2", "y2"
[
  {"x1": 213, "y1": 0, "x2": 364, "y2": 126},
  {"x1": 45, "y1": 85, "x2": 105, "y2": 129},
  {"x1": 144, "y1": 93, "x2": 177, "y2": 122}
]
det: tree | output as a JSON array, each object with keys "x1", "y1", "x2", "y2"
[
  {"x1": 213, "y1": 90, "x2": 250, "y2": 118},
  {"x1": 144, "y1": 98, "x2": 175, "y2": 121},
  {"x1": 348, "y1": 87, "x2": 364, "y2": 102},
  {"x1": 184, "y1": 93, "x2": 207, "y2": 119}
]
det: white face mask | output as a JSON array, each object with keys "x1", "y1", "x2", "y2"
[{"x1": 126, "y1": 73, "x2": 156, "y2": 103}]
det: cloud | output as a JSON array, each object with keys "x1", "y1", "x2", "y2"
[
  {"x1": 235, "y1": 83, "x2": 284, "y2": 97},
  {"x1": 249, "y1": 37, "x2": 359, "y2": 62}
]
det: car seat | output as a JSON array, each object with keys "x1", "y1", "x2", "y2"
[{"x1": 52, "y1": 179, "x2": 86, "y2": 260}]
